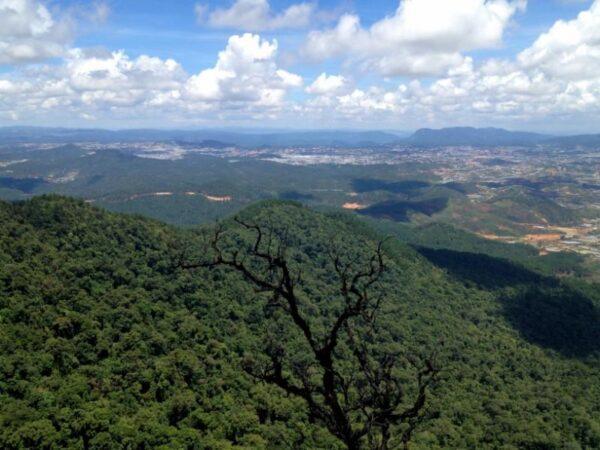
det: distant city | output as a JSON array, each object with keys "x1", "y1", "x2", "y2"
[{"x1": 2, "y1": 127, "x2": 599, "y2": 267}]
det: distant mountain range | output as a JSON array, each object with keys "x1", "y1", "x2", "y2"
[
  {"x1": 0, "y1": 126, "x2": 599, "y2": 148},
  {"x1": 404, "y1": 127, "x2": 600, "y2": 148},
  {"x1": 405, "y1": 127, "x2": 548, "y2": 146},
  {"x1": 0, "y1": 127, "x2": 403, "y2": 147},
  {"x1": 545, "y1": 134, "x2": 600, "y2": 148}
]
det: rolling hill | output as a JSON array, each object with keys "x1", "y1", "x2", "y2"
[{"x1": 0, "y1": 196, "x2": 598, "y2": 449}]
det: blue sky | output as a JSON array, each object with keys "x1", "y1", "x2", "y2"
[
  {"x1": 1, "y1": 0, "x2": 599, "y2": 132},
  {"x1": 72, "y1": 1, "x2": 589, "y2": 74}
]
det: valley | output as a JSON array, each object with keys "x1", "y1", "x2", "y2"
[{"x1": 1, "y1": 139, "x2": 599, "y2": 270}]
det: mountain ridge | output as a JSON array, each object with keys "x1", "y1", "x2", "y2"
[
  {"x1": 0, "y1": 127, "x2": 402, "y2": 147},
  {"x1": 0, "y1": 195, "x2": 598, "y2": 448},
  {"x1": 406, "y1": 126, "x2": 549, "y2": 146},
  {"x1": 406, "y1": 126, "x2": 600, "y2": 148},
  {"x1": 2, "y1": 126, "x2": 600, "y2": 148}
]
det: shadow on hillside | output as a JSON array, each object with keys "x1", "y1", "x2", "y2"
[
  {"x1": 358, "y1": 198, "x2": 449, "y2": 222},
  {"x1": 415, "y1": 247, "x2": 600, "y2": 358},
  {"x1": 502, "y1": 286, "x2": 599, "y2": 358},
  {"x1": 415, "y1": 247, "x2": 551, "y2": 290},
  {"x1": 0, "y1": 176, "x2": 48, "y2": 194}
]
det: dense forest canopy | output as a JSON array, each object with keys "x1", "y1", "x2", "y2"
[{"x1": 0, "y1": 196, "x2": 599, "y2": 449}]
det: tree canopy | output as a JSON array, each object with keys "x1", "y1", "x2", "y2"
[{"x1": 0, "y1": 196, "x2": 598, "y2": 449}]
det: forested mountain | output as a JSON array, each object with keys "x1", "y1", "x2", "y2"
[
  {"x1": 360, "y1": 219, "x2": 589, "y2": 277},
  {"x1": 0, "y1": 196, "x2": 598, "y2": 449},
  {"x1": 406, "y1": 127, "x2": 548, "y2": 146},
  {"x1": 406, "y1": 126, "x2": 600, "y2": 148}
]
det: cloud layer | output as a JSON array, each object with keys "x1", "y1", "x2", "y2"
[
  {"x1": 198, "y1": 0, "x2": 315, "y2": 31},
  {"x1": 304, "y1": 0, "x2": 526, "y2": 76},
  {"x1": 0, "y1": 30, "x2": 303, "y2": 124},
  {"x1": 0, "y1": 0, "x2": 71, "y2": 64},
  {"x1": 1, "y1": 0, "x2": 600, "y2": 131}
]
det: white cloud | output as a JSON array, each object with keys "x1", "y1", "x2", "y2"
[
  {"x1": 0, "y1": 48, "x2": 188, "y2": 122},
  {"x1": 0, "y1": 79, "x2": 18, "y2": 93},
  {"x1": 0, "y1": 33, "x2": 302, "y2": 124},
  {"x1": 66, "y1": 49, "x2": 185, "y2": 92},
  {"x1": 2, "y1": 1, "x2": 600, "y2": 131},
  {"x1": 518, "y1": 0, "x2": 600, "y2": 80},
  {"x1": 185, "y1": 33, "x2": 302, "y2": 108},
  {"x1": 294, "y1": 0, "x2": 600, "y2": 130},
  {"x1": 304, "y1": 0, "x2": 526, "y2": 76},
  {"x1": 0, "y1": 0, "x2": 72, "y2": 64},
  {"x1": 201, "y1": 0, "x2": 315, "y2": 31},
  {"x1": 306, "y1": 73, "x2": 349, "y2": 95},
  {"x1": 301, "y1": 49, "x2": 600, "y2": 129},
  {"x1": 277, "y1": 69, "x2": 303, "y2": 87}
]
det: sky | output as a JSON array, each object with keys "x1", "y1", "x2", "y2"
[{"x1": 0, "y1": 0, "x2": 599, "y2": 133}]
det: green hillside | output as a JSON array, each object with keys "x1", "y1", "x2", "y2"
[
  {"x1": 486, "y1": 188, "x2": 582, "y2": 226},
  {"x1": 360, "y1": 219, "x2": 589, "y2": 277},
  {"x1": 0, "y1": 196, "x2": 598, "y2": 449}
]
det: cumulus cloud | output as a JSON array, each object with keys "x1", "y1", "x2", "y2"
[
  {"x1": 199, "y1": 0, "x2": 315, "y2": 31},
  {"x1": 65, "y1": 49, "x2": 186, "y2": 107},
  {"x1": 2, "y1": 0, "x2": 600, "y2": 130},
  {"x1": 456, "y1": 0, "x2": 600, "y2": 118},
  {"x1": 0, "y1": 34, "x2": 303, "y2": 124},
  {"x1": 185, "y1": 33, "x2": 302, "y2": 109},
  {"x1": 518, "y1": 0, "x2": 600, "y2": 80},
  {"x1": 305, "y1": 73, "x2": 349, "y2": 95},
  {"x1": 0, "y1": 0, "x2": 72, "y2": 64},
  {"x1": 294, "y1": 0, "x2": 600, "y2": 129},
  {"x1": 0, "y1": 48, "x2": 187, "y2": 121},
  {"x1": 302, "y1": 18, "x2": 600, "y2": 128},
  {"x1": 304, "y1": 0, "x2": 526, "y2": 76}
]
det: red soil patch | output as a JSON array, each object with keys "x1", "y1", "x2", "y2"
[
  {"x1": 525, "y1": 234, "x2": 562, "y2": 242},
  {"x1": 342, "y1": 202, "x2": 367, "y2": 210}
]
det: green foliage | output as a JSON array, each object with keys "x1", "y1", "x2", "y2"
[
  {"x1": 0, "y1": 196, "x2": 598, "y2": 449},
  {"x1": 490, "y1": 187, "x2": 582, "y2": 226},
  {"x1": 365, "y1": 218, "x2": 589, "y2": 277}
]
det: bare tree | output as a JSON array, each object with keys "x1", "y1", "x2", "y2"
[{"x1": 180, "y1": 218, "x2": 439, "y2": 450}]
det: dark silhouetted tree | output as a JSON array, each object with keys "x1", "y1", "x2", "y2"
[{"x1": 181, "y1": 218, "x2": 439, "y2": 450}]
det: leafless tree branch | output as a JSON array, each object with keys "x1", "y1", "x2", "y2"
[{"x1": 181, "y1": 219, "x2": 440, "y2": 450}]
